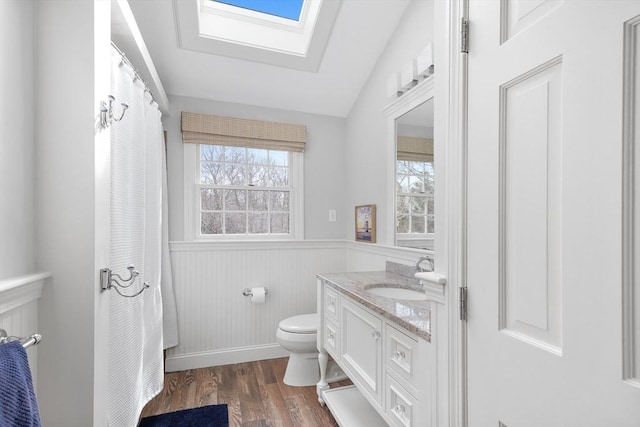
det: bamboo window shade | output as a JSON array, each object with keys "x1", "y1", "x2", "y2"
[
  {"x1": 396, "y1": 136, "x2": 434, "y2": 162},
  {"x1": 181, "y1": 112, "x2": 307, "y2": 152}
]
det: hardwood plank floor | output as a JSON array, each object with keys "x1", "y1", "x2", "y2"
[{"x1": 141, "y1": 358, "x2": 352, "y2": 426}]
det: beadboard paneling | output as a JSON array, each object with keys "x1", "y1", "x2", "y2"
[
  {"x1": 166, "y1": 240, "x2": 428, "y2": 371},
  {"x1": 0, "y1": 272, "x2": 49, "y2": 391},
  {"x1": 166, "y1": 241, "x2": 347, "y2": 370}
]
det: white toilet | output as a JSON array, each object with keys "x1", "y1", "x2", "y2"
[{"x1": 276, "y1": 313, "x2": 320, "y2": 387}]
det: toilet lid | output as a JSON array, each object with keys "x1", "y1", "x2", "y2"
[{"x1": 279, "y1": 314, "x2": 317, "y2": 334}]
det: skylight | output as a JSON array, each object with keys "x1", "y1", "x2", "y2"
[
  {"x1": 214, "y1": 0, "x2": 304, "y2": 21},
  {"x1": 174, "y1": 0, "x2": 342, "y2": 72}
]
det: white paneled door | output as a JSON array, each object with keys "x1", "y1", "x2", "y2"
[{"x1": 466, "y1": 1, "x2": 640, "y2": 426}]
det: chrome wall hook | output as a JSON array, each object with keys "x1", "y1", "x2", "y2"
[
  {"x1": 100, "y1": 265, "x2": 149, "y2": 298},
  {"x1": 99, "y1": 95, "x2": 129, "y2": 129}
]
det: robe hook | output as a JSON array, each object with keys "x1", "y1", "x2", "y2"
[{"x1": 99, "y1": 94, "x2": 129, "y2": 129}]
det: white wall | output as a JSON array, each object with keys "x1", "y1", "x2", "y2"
[
  {"x1": 165, "y1": 95, "x2": 347, "y2": 242},
  {"x1": 0, "y1": 0, "x2": 36, "y2": 280},
  {"x1": 35, "y1": 1, "x2": 111, "y2": 425},
  {"x1": 345, "y1": 0, "x2": 435, "y2": 245}
]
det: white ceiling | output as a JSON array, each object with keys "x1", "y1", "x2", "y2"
[{"x1": 128, "y1": 0, "x2": 411, "y2": 117}]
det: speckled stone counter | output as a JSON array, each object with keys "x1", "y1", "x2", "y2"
[{"x1": 317, "y1": 270, "x2": 431, "y2": 342}]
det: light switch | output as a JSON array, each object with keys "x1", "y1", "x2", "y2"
[{"x1": 329, "y1": 209, "x2": 337, "y2": 222}]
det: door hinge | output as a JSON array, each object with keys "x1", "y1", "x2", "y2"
[
  {"x1": 459, "y1": 286, "x2": 468, "y2": 321},
  {"x1": 461, "y1": 17, "x2": 469, "y2": 54}
]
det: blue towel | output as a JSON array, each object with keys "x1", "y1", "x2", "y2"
[{"x1": 0, "y1": 341, "x2": 41, "y2": 427}]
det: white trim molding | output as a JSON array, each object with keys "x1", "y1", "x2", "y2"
[
  {"x1": 183, "y1": 144, "x2": 304, "y2": 242},
  {"x1": 382, "y1": 76, "x2": 436, "y2": 247},
  {"x1": 166, "y1": 344, "x2": 289, "y2": 372},
  {"x1": 170, "y1": 239, "x2": 434, "y2": 259},
  {"x1": 170, "y1": 239, "x2": 345, "y2": 252},
  {"x1": 111, "y1": 0, "x2": 169, "y2": 114},
  {"x1": 622, "y1": 13, "x2": 640, "y2": 387},
  {"x1": 172, "y1": 0, "x2": 342, "y2": 72},
  {"x1": 0, "y1": 272, "x2": 50, "y2": 315},
  {"x1": 435, "y1": 0, "x2": 467, "y2": 426}
]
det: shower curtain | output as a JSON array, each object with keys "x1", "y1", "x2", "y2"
[{"x1": 106, "y1": 47, "x2": 170, "y2": 426}]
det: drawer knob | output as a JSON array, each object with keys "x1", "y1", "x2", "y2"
[
  {"x1": 371, "y1": 330, "x2": 381, "y2": 340},
  {"x1": 394, "y1": 350, "x2": 406, "y2": 360}
]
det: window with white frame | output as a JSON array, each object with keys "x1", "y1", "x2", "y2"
[
  {"x1": 182, "y1": 112, "x2": 306, "y2": 240},
  {"x1": 395, "y1": 134, "x2": 434, "y2": 248},
  {"x1": 198, "y1": 144, "x2": 295, "y2": 235},
  {"x1": 396, "y1": 159, "x2": 434, "y2": 234}
]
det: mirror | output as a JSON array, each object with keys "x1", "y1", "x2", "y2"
[{"x1": 394, "y1": 98, "x2": 434, "y2": 250}]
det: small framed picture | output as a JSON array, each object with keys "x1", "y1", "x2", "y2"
[{"x1": 355, "y1": 204, "x2": 376, "y2": 243}]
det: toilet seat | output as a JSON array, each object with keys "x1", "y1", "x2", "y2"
[{"x1": 278, "y1": 314, "x2": 317, "y2": 334}]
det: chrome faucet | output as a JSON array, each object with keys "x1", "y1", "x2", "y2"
[{"x1": 415, "y1": 255, "x2": 434, "y2": 272}]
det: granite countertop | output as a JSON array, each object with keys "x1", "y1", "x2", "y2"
[{"x1": 317, "y1": 270, "x2": 431, "y2": 342}]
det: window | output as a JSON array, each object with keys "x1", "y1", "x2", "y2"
[
  {"x1": 213, "y1": 0, "x2": 304, "y2": 21},
  {"x1": 182, "y1": 112, "x2": 306, "y2": 240},
  {"x1": 396, "y1": 159, "x2": 434, "y2": 235},
  {"x1": 199, "y1": 145, "x2": 293, "y2": 236}
]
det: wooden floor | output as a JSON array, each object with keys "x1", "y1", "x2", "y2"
[{"x1": 141, "y1": 357, "x2": 352, "y2": 426}]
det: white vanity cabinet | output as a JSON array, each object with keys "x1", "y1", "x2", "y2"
[{"x1": 317, "y1": 278, "x2": 435, "y2": 427}]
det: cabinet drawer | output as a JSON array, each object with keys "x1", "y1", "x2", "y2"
[
  {"x1": 385, "y1": 374, "x2": 419, "y2": 427},
  {"x1": 324, "y1": 286, "x2": 340, "y2": 324},
  {"x1": 323, "y1": 319, "x2": 340, "y2": 360},
  {"x1": 386, "y1": 324, "x2": 419, "y2": 394}
]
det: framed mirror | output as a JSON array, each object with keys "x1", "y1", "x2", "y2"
[
  {"x1": 395, "y1": 98, "x2": 434, "y2": 249},
  {"x1": 383, "y1": 77, "x2": 434, "y2": 250}
]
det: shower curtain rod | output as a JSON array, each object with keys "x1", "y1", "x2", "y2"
[{"x1": 111, "y1": 41, "x2": 157, "y2": 105}]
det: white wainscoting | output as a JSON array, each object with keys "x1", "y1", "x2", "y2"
[
  {"x1": 0, "y1": 272, "x2": 50, "y2": 391},
  {"x1": 166, "y1": 240, "x2": 428, "y2": 372}
]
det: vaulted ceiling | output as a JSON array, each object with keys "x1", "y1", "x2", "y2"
[{"x1": 128, "y1": 0, "x2": 410, "y2": 117}]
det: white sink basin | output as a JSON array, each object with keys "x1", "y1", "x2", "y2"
[{"x1": 366, "y1": 286, "x2": 427, "y2": 301}]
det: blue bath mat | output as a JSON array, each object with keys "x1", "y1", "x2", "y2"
[{"x1": 138, "y1": 404, "x2": 229, "y2": 427}]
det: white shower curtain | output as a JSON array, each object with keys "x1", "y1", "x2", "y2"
[
  {"x1": 161, "y1": 145, "x2": 178, "y2": 349},
  {"x1": 107, "y1": 47, "x2": 165, "y2": 427}
]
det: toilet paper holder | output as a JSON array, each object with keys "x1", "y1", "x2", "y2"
[{"x1": 242, "y1": 287, "x2": 268, "y2": 297}]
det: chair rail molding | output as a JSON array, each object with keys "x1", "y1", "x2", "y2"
[{"x1": 0, "y1": 272, "x2": 51, "y2": 315}]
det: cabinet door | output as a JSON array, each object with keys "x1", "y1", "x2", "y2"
[{"x1": 340, "y1": 298, "x2": 383, "y2": 406}]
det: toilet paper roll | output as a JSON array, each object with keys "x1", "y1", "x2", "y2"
[{"x1": 251, "y1": 287, "x2": 266, "y2": 304}]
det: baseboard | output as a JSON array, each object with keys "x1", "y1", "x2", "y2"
[{"x1": 165, "y1": 344, "x2": 290, "y2": 372}]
